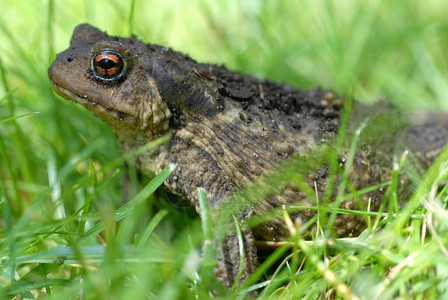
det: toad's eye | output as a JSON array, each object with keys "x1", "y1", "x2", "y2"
[{"x1": 91, "y1": 51, "x2": 124, "y2": 80}]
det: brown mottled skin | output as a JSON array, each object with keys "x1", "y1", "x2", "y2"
[{"x1": 48, "y1": 24, "x2": 448, "y2": 290}]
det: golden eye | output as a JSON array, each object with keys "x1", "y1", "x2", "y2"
[{"x1": 92, "y1": 51, "x2": 124, "y2": 80}]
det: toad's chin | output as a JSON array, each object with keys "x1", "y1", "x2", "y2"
[{"x1": 50, "y1": 82, "x2": 136, "y2": 122}]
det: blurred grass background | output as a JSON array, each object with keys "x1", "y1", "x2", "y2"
[{"x1": 1, "y1": 0, "x2": 448, "y2": 299}]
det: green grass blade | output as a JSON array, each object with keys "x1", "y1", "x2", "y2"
[
  {"x1": 80, "y1": 164, "x2": 174, "y2": 243},
  {"x1": 197, "y1": 188, "x2": 215, "y2": 293},
  {"x1": 0, "y1": 112, "x2": 39, "y2": 125},
  {"x1": 136, "y1": 209, "x2": 169, "y2": 248}
]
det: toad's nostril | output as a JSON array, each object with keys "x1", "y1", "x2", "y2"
[{"x1": 67, "y1": 57, "x2": 73, "y2": 62}]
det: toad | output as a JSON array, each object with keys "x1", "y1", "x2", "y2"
[{"x1": 48, "y1": 24, "x2": 448, "y2": 291}]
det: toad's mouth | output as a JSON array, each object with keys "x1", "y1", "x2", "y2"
[{"x1": 51, "y1": 83, "x2": 136, "y2": 121}]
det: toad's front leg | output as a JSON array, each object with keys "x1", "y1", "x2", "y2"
[
  {"x1": 164, "y1": 137, "x2": 259, "y2": 290},
  {"x1": 214, "y1": 229, "x2": 258, "y2": 289}
]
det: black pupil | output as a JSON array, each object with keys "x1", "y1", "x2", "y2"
[{"x1": 98, "y1": 57, "x2": 116, "y2": 69}]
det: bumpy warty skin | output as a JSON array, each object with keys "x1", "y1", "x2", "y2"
[{"x1": 48, "y1": 24, "x2": 448, "y2": 290}]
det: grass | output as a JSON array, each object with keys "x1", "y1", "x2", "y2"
[{"x1": 1, "y1": 0, "x2": 448, "y2": 298}]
